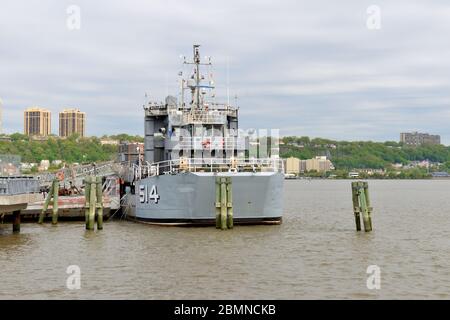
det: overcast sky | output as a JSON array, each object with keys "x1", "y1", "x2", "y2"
[{"x1": 1, "y1": 0, "x2": 450, "y2": 143}]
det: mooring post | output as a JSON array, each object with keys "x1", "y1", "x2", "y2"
[
  {"x1": 84, "y1": 176, "x2": 91, "y2": 229},
  {"x1": 38, "y1": 183, "x2": 54, "y2": 224},
  {"x1": 226, "y1": 177, "x2": 233, "y2": 229},
  {"x1": 351, "y1": 182, "x2": 361, "y2": 231},
  {"x1": 351, "y1": 181, "x2": 373, "y2": 232},
  {"x1": 96, "y1": 176, "x2": 103, "y2": 230},
  {"x1": 363, "y1": 182, "x2": 373, "y2": 230},
  {"x1": 88, "y1": 176, "x2": 97, "y2": 230},
  {"x1": 52, "y1": 179, "x2": 59, "y2": 225},
  {"x1": 360, "y1": 182, "x2": 372, "y2": 232},
  {"x1": 220, "y1": 177, "x2": 227, "y2": 230},
  {"x1": 12, "y1": 210, "x2": 21, "y2": 233},
  {"x1": 215, "y1": 176, "x2": 221, "y2": 229}
]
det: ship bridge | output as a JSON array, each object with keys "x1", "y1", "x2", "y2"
[{"x1": 142, "y1": 45, "x2": 242, "y2": 165}]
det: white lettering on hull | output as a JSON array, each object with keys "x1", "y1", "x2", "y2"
[{"x1": 139, "y1": 185, "x2": 160, "y2": 204}]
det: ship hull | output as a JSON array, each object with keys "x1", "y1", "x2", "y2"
[{"x1": 126, "y1": 171, "x2": 284, "y2": 226}]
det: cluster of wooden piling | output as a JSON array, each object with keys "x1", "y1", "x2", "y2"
[
  {"x1": 12, "y1": 174, "x2": 378, "y2": 235},
  {"x1": 38, "y1": 179, "x2": 59, "y2": 225},
  {"x1": 215, "y1": 177, "x2": 233, "y2": 230},
  {"x1": 84, "y1": 176, "x2": 103, "y2": 230},
  {"x1": 351, "y1": 181, "x2": 373, "y2": 232}
]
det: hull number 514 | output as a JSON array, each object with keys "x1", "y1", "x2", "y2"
[{"x1": 139, "y1": 185, "x2": 160, "y2": 204}]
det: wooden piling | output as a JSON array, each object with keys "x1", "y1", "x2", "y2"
[
  {"x1": 215, "y1": 177, "x2": 221, "y2": 229},
  {"x1": 51, "y1": 179, "x2": 59, "y2": 225},
  {"x1": 363, "y1": 182, "x2": 373, "y2": 231},
  {"x1": 12, "y1": 210, "x2": 20, "y2": 233},
  {"x1": 359, "y1": 182, "x2": 372, "y2": 232},
  {"x1": 220, "y1": 178, "x2": 227, "y2": 230},
  {"x1": 351, "y1": 182, "x2": 361, "y2": 231},
  {"x1": 38, "y1": 182, "x2": 54, "y2": 224},
  {"x1": 84, "y1": 177, "x2": 91, "y2": 229},
  {"x1": 87, "y1": 177, "x2": 97, "y2": 230},
  {"x1": 96, "y1": 176, "x2": 103, "y2": 230},
  {"x1": 351, "y1": 181, "x2": 373, "y2": 232},
  {"x1": 226, "y1": 177, "x2": 233, "y2": 229}
]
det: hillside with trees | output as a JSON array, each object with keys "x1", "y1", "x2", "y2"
[
  {"x1": 2, "y1": 133, "x2": 450, "y2": 175},
  {"x1": 0, "y1": 133, "x2": 142, "y2": 164},
  {"x1": 280, "y1": 136, "x2": 450, "y2": 172}
]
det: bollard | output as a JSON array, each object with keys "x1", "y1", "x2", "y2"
[
  {"x1": 12, "y1": 210, "x2": 21, "y2": 233},
  {"x1": 351, "y1": 181, "x2": 373, "y2": 232},
  {"x1": 39, "y1": 183, "x2": 54, "y2": 224},
  {"x1": 220, "y1": 178, "x2": 227, "y2": 230},
  {"x1": 214, "y1": 176, "x2": 233, "y2": 230},
  {"x1": 363, "y1": 182, "x2": 373, "y2": 231},
  {"x1": 87, "y1": 177, "x2": 97, "y2": 230},
  {"x1": 215, "y1": 177, "x2": 221, "y2": 229},
  {"x1": 351, "y1": 182, "x2": 361, "y2": 231},
  {"x1": 360, "y1": 182, "x2": 372, "y2": 232},
  {"x1": 226, "y1": 177, "x2": 233, "y2": 229},
  {"x1": 52, "y1": 179, "x2": 59, "y2": 225},
  {"x1": 84, "y1": 177, "x2": 91, "y2": 229},
  {"x1": 96, "y1": 176, "x2": 103, "y2": 230}
]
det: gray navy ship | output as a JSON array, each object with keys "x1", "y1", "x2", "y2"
[{"x1": 123, "y1": 45, "x2": 284, "y2": 226}]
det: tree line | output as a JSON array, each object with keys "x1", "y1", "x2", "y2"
[
  {"x1": 0, "y1": 133, "x2": 142, "y2": 164},
  {"x1": 2, "y1": 133, "x2": 449, "y2": 173},
  {"x1": 280, "y1": 136, "x2": 450, "y2": 171}
]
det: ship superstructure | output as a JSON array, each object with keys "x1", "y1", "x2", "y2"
[{"x1": 124, "y1": 45, "x2": 284, "y2": 226}]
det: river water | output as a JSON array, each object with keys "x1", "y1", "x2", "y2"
[{"x1": 1, "y1": 180, "x2": 450, "y2": 299}]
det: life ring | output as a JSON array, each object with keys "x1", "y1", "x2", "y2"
[
  {"x1": 201, "y1": 139, "x2": 211, "y2": 149},
  {"x1": 56, "y1": 171, "x2": 65, "y2": 181}
]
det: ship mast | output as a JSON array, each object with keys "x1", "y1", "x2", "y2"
[
  {"x1": 182, "y1": 44, "x2": 212, "y2": 111},
  {"x1": 194, "y1": 45, "x2": 200, "y2": 109}
]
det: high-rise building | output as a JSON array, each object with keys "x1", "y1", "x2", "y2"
[
  {"x1": 400, "y1": 132, "x2": 440, "y2": 146},
  {"x1": 283, "y1": 156, "x2": 335, "y2": 174},
  {"x1": 59, "y1": 108, "x2": 86, "y2": 138},
  {"x1": 302, "y1": 156, "x2": 334, "y2": 173},
  {"x1": 285, "y1": 157, "x2": 300, "y2": 175},
  {"x1": 24, "y1": 107, "x2": 51, "y2": 137}
]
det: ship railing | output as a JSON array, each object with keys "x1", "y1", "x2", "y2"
[
  {"x1": 145, "y1": 103, "x2": 237, "y2": 118},
  {"x1": 131, "y1": 157, "x2": 284, "y2": 180},
  {"x1": 174, "y1": 136, "x2": 246, "y2": 150},
  {"x1": 182, "y1": 111, "x2": 227, "y2": 124},
  {"x1": 208, "y1": 103, "x2": 238, "y2": 115},
  {"x1": 168, "y1": 109, "x2": 236, "y2": 124},
  {"x1": 145, "y1": 108, "x2": 168, "y2": 116},
  {"x1": 175, "y1": 104, "x2": 237, "y2": 113}
]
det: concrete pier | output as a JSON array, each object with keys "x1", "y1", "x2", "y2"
[{"x1": 0, "y1": 177, "x2": 41, "y2": 233}]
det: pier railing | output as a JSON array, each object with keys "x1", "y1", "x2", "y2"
[
  {"x1": 36, "y1": 161, "x2": 120, "y2": 187},
  {"x1": 0, "y1": 177, "x2": 40, "y2": 195},
  {"x1": 130, "y1": 157, "x2": 284, "y2": 180}
]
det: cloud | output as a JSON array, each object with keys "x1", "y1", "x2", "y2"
[{"x1": 1, "y1": 0, "x2": 450, "y2": 143}]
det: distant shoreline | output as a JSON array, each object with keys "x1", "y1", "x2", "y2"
[{"x1": 284, "y1": 177, "x2": 449, "y2": 180}]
